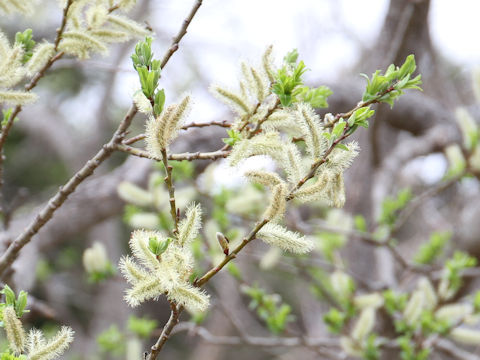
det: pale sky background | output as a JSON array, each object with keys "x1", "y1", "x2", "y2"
[
  {"x1": 5, "y1": 0, "x2": 474, "y2": 185},
  {"x1": 113, "y1": 0, "x2": 479, "y2": 186},
  {"x1": 113, "y1": 0, "x2": 480, "y2": 122}
]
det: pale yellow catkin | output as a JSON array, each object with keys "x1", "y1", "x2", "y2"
[{"x1": 3, "y1": 306, "x2": 25, "y2": 354}]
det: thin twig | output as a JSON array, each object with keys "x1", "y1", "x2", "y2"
[
  {"x1": 195, "y1": 219, "x2": 269, "y2": 287},
  {"x1": 122, "y1": 121, "x2": 230, "y2": 145},
  {"x1": 247, "y1": 98, "x2": 281, "y2": 138},
  {"x1": 123, "y1": 133, "x2": 146, "y2": 145},
  {"x1": 392, "y1": 175, "x2": 460, "y2": 233},
  {"x1": 181, "y1": 120, "x2": 231, "y2": 130},
  {"x1": 160, "y1": 148, "x2": 179, "y2": 234},
  {"x1": 115, "y1": 143, "x2": 229, "y2": 162},
  {"x1": 159, "y1": 0, "x2": 203, "y2": 69},
  {"x1": 324, "y1": 86, "x2": 397, "y2": 128},
  {"x1": 146, "y1": 302, "x2": 180, "y2": 360}
]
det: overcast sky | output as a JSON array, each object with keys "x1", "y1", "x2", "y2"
[{"x1": 112, "y1": 0, "x2": 480, "y2": 124}]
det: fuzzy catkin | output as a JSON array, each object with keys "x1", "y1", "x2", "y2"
[
  {"x1": 296, "y1": 102, "x2": 325, "y2": 159},
  {"x1": 351, "y1": 307, "x2": 375, "y2": 342},
  {"x1": 3, "y1": 306, "x2": 25, "y2": 354},
  {"x1": 145, "y1": 95, "x2": 191, "y2": 155},
  {"x1": 244, "y1": 170, "x2": 283, "y2": 187},
  {"x1": 177, "y1": 203, "x2": 202, "y2": 247},
  {"x1": 27, "y1": 326, "x2": 74, "y2": 360},
  {"x1": 26, "y1": 42, "x2": 55, "y2": 77},
  {"x1": 211, "y1": 85, "x2": 251, "y2": 115},
  {"x1": 262, "y1": 45, "x2": 275, "y2": 83},
  {"x1": 263, "y1": 183, "x2": 287, "y2": 221},
  {"x1": 257, "y1": 223, "x2": 314, "y2": 254},
  {"x1": 0, "y1": 90, "x2": 38, "y2": 106}
]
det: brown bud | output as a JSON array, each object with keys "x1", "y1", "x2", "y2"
[{"x1": 216, "y1": 232, "x2": 229, "y2": 255}]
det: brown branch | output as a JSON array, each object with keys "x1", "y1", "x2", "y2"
[
  {"x1": 0, "y1": 0, "x2": 74, "y2": 220},
  {"x1": 146, "y1": 303, "x2": 181, "y2": 360},
  {"x1": 247, "y1": 98, "x2": 281, "y2": 138},
  {"x1": 0, "y1": 106, "x2": 138, "y2": 279},
  {"x1": 159, "y1": 0, "x2": 203, "y2": 69},
  {"x1": 324, "y1": 85, "x2": 397, "y2": 128},
  {"x1": 195, "y1": 219, "x2": 269, "y2": 287},
  {"x1": 115, "y1": 143, "x2": 229, "y2": 161},
  {"x1": 181, "y1": 120, "x2": 231, "y2": 130},
  {"x1": 122, "y1": 120, "x2": 230, "y2": 145},
  {"x1": 123, "y1": 133, "x2": 146, "y2": 145},
  {"x1": 54, "y1": 0, "x2": 74, "y2": 50},
  {"x1": 160, "y1": 148, "x2": 179, "y2": 234}
]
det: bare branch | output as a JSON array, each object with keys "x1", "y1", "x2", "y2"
[{"x1": 0, "y1": 106, "x2": 138, "y2": 279}]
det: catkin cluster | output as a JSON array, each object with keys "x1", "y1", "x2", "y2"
[
  {"x1": 3, "y1": 305, "x2": 74, "y2": 359},
  {"x1": 212, "y1": 47, "x2": 359, "y2": 253},
  {"x1": 58, "y1": 0, "x2": 151, "y2": 59},
  {"x1": 120, "y1": 203, "x2": 210, "y2": 312}
]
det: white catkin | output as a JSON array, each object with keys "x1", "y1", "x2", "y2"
[
  {"x1": 26, "y1": 42, "x2": 55, "y2": 76},
  {"x1": 0, "y1": 91, "x2": 38, "y2": 106},
  {"x1": 257, "y1": 223, "x2": 314, "y2": 254}
]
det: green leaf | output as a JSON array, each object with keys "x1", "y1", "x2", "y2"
[
  {"x1": 222, "y1": 129, "x2": 242, "y2": 146},
  {"x1": 297, "y1": 85, "x2": 332, "y2": 108},
  {"x1": 383, "y1": 290, "x2": 407, "y2": 315},
  {"x1": 363, "y1": 334, "x2": 380, "y2": 360},
  {"x1": 378, "y1": 188, "x2": 412, "y2": 227},
  {"x1": 2, "y1": 109, "x2": 19, "y2": 127},
  {"x1": 332, "y1": 120, "x2": 346, "y2": 139},
  {"x1": 361, "y1": 55, "x2": 422, "y2": 106},
  {"x1": 153, "y1": 89, "x2": 165, "y2": 117},
  {"x1": 335, "y1": 143, "x2": 349, "y2": 151},
  {"x1": 127, "y1": 315, "x2": 158, "y2": 338},
  {"x1": 473, "y1": 291, "x2": 480, "y2": 313},
  {"x1": 1, "y1": 285, "x2": 16, "y2": 306},
  {"x1": 398, "y1": 54, "x2": 416, "y2": 79},
  {"x1": 414, "y1": 231, "x2": 450, "y2": 265},
  {"x1": 97, "y1": 325, "x2": 125, "y2": 355},
  {"x1": 354, "y1": 215, "x2": 367, "y2": 232},
  {"x1": 14, "y1": 291, "x2": 27, "y2": 317},
  {"x1": 323, "y1": 308, "x2": 346, "y2": 334},
  {"x1": 148, "y1": 236, "x2": 171, "y2": 256},
  {"x1": 283, "y1": 48, "x2": 299, "y2": 65},
  {"x1": 15, "y1": 29, "x2": 35, "y2": 63}
]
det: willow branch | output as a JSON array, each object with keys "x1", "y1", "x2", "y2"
[
  {"x1": 324, "y1": 85, "x2": 397, "y2": 128},
  {"x1": 195, "y1": 219, "x2": 269, "y2": 287},
  {"x1": 181, "y1": 120, "x2": 231, "y2": 130},
  {"x1": 0, "y1": 105, "x2": 138, "y2": 279},
  {"x1": 54, "y1": 0, "x2": 74, "y2": 50},
  {"x1": 115, "y1": 143, "x2": 229, "y2": 162},
  {"x1": 160, "y1": 0, "x2": 203, "y2": 68},
  {"x1": 123, "y1": 121, "x2": 230, "y2": 145},
  {"x1": 146, "y1": 302, "x2": 180, "y2": 360},
  {"x1": 160, "y1": 148, "x2": 179, "y2": 234}
]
